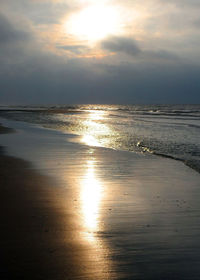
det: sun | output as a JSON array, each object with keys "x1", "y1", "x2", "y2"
[{"x1": 65, "y1": 4, "x2": 122, "y2": 42}]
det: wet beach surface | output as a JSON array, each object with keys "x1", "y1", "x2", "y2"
[{"x1": 0, "y1": 119, "x2": 200, "y2": 279}]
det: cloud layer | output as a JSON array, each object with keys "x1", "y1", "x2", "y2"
[{"x1": 0, "y1": 0, "x2": 200, "y2": 104}]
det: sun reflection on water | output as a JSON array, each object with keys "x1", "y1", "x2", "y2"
[
  {"x1": 78, "y1": 157, "x2": 113, "y2": 278},
  {"x1": 81, "y1": 110, "x2": 111, "y2": 147},
  {"x1": 82, "y1": 135, "x2": 101, "y2": 147},
  {"x1": 80, "y1": 160, "x2": 103, "y2": 235},
  {"x1": 87, "y1": 110, "x2": 106, "y2": 120}
]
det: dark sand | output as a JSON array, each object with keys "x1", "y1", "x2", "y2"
[
  {"x1": 0, "y1": 124, "x2": 14, "y2": 134},
  {"x1": 0, "y1": 125, "x2": 113, "y2": 280}
]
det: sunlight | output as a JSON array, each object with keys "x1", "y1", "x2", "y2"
[
  {"x1": 64, "y1": 4, "x2": 122, "y2": 42},
  {"x1": 81, "y1": 110, "x2": 110, "y2": 147},
  {"x1": 88, "y1": 110, "x2": 106, "y2": 120},
  {"x1": 80, "y1": 160, "x2": 102, "y2": 231},
  {"x1": 82, "y1": 135, "x2": 101, "y2": 147}
]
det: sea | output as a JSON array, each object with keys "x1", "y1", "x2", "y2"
[{"x1": 0, "y1": 104, "x2": 200, "y2": 173}]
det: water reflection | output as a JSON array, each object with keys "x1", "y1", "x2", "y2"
[
  {"x1": 77, "y1": 156, "x2": 113, "y2": 278},
  {"x1": 80, "y1": 160, "x2": 103, "y2": 234},
  {"x1": 87, "y1": 110, "x2": 105, "y2": 120},
  {"x1": 80, "y1": 111, "x2": 106, "y2": 236},
  {"x1": 82, "y1": 135, "x2": 101, "y2": 147},
  {"x1": 81, "y1": 110, "x2": 111, "y2": 147}
]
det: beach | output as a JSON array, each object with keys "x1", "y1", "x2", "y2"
[
  {"x1": 1, "y1": 0, "x2": 200, "y2": 277},
  {"x1": 0, "y1": 117, "x2": 200, "y2": 279},
  {"x1": 0, "y1": 124, "x2": 114, "y2": 280}
]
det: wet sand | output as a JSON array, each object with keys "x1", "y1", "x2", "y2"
[
  {"x1": 0, "y1": 125, "x2": 114, "y2": 280},
  {"x1": 1, "y1": 120, "x2": 200, "y2": 279}
]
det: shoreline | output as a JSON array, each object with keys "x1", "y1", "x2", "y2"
[
  {"x1": 0, "y1": 124, "x2": 114, "y2": 279},
  {"x1": 0, "y1": 123, "x2": 14, "y2": 135},
  {"x1": 0, "y1": 111, "x2": 199, "y2": 175},
  {"x1": 151, "y1": 151, "x2": 200, "y2": 174},
  {"x1": 1, "y1": 121, "x2": 200, "y2": 279}
]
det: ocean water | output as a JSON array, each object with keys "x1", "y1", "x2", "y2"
[{"x1": 0, "y1": 104, "x2": 200, "y2": 173}]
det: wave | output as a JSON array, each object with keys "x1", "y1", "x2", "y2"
[
  {"x1": 137, "y1": 141, "x2": 200, "y2": 174},
  {"x1": 1, "y1": 104, "x2": 200, "y2": 174}
]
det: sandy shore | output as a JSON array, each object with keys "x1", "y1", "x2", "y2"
[
  {"x1": 1, "y1": 120, "x2": 200, "y2": 279},
  {"x1": 0, "y1": 124, "x2": 114, "y2": 280}
]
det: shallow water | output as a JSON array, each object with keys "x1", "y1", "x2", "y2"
[{"x1": 1, "y1": 104, "x2": 200, "y2": 173}]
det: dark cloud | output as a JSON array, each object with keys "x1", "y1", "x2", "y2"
[
  {"x1": 101, "y1": 36, "x2": 178, "y2": 62},
  {"x1": 101, "y1": 36, "x2": 141, "y2": 56},
  {"x1": 144, "y1": 50, "x2": 179, "y2": 61},
  {"x1": 0, "y1": 13, "x2": 29, "y2": 45},
  {"x1": 0, "y1": 51, "x2": 200, "y2": 105},
  {"x1": 97, "y1": 62, "x2": 200, "y2": 104},
  {"x1": 57, "y1": 45, "x2": 90, "y2": 54}
]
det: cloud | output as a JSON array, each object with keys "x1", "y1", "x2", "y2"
[
  {"x1": 101, "y1": 36, "x2": 141, "y2": 56},
  {"x1": 101, "y1": 36, "x2": 178, "y2": 62},
  {"x1": 0, "y1": 13, "x2": 29, "y2": 45},
  {"x1": 144, "y1": 50, "x2": 179, "y2": 61},
  {"x1": 0, "y1": 13, "x2": 197, "y2": 105},
  {"x1": 57, "y1": 45, "x2": 90, "y2": 54},
  {"x1": 0, "y1": 0, "x2": 199, "y2": 105},
  {"x1": 0, "y1": 48, "x2": 200, "y2": 105},
  {"x1": 160, "y1": 0, "x2": 200, "y2": 7},
  {"x1": 193, "y1": 18, "x2": 200, "y2": 28},
  {"x1": 0, "y1": 0, "x2": 71, "y2": 25}
]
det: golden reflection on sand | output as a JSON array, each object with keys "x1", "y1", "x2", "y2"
[
  {"x1": 82, "y1": 135, "x2": 101, "y2": 147},
  {"x1": 59, "y1": 112, "x2": 114, "y2": 276},
  {"x1": 80, "y1": 160, "x2": 103, "y2": 235},
  {"x1": 78, "y1": 158, "x2": 114, "y2": 279},
  {"x1": 80, "y1": 111, "x2": 107, "y2": 236}
]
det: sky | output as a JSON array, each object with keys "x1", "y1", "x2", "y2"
[{"x1": 0, "y1": 0, "x2": 200, "y2": 105}]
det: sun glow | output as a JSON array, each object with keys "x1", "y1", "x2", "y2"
[{"x1": 65, "y1": 4, "x2": 122, "y2": 42}]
